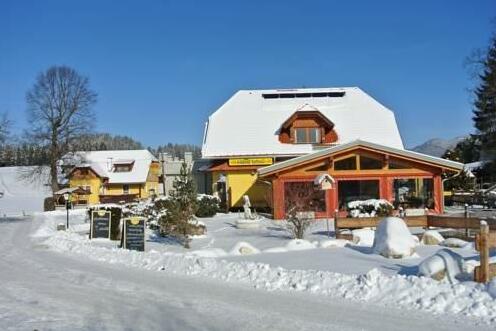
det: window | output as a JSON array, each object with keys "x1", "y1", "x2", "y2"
[
  {"x1": 334, "y1": 156, "x2": 357, "y2": 170},
  {"x1": 294, "y1": 128, "x2": 321, "y2": 144},
  {"x1": 338, "y1": 180, "x2": 380, "y2": 210},
  {"x1": 262, "y1": 91, "x2": 345, "y2": 99},
  {"x1": 114, "y1": 165, "x2": 132, "y2": 172},
  {"x1": 393, "y1": 178, "x2": 434, "y2": 209},
  {"x1": 123, "y1": 185, "x2": 129, "y2": 194},
  {"x1": 284, "y1": 181, "x2": 326, "y2": 214},
  {"x1": 388, "y1": 159, "x2": 412, "y2": 169},
  {"x1": 360, "y1": 155, "x2": 383, "y2": 170}
]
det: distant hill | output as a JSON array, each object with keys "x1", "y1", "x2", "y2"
[{"x1": 409, "y1": 136, "x2": 466, "y2": 157}]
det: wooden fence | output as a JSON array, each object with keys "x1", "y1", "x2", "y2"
[
  {"x1": 334, "y1": 213, "x2": 496, "y2": 283},
  {"x1": 335, "y1": 213, "x2": 496, "y2": 239}
]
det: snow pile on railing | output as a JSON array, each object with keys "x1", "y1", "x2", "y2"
[{"x1": 35, "y1": 217, "x2": 496, "y2": 324}]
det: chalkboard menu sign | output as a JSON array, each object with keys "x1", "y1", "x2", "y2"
[
  {"x1": 90, "y1": 210, "x2": 111, "y2": 239},
  {"x1": 123, "y1": 217, "x2": 145, "y2": 251}
]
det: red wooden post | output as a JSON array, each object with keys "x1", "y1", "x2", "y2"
[{"x1": 334, "y1": 209, "x2": 339, "y2": 239}]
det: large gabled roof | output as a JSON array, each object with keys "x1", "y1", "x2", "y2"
[
  {"x1": 202, "y1": 87, "x2": 404, "y2": 158},
  {"x1": 258, "y1": 140, "x2": 464, "y2": 176}
]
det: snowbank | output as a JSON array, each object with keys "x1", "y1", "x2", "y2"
[
  {"x1": 229, "y1": 242, "x2": 260, "y2": 255},
  {"x1": 372, "y1": 217, "x2": 417, "y2": 258},
  {"x1": 319, "y1": 239, "x2": 350, "y2": 248},
  {"x1": 34, "y1": 211, "x2": 496, "y2": 324},
  {"x1": 418, "y1": 249, "x2": 465, "y2": 283},
  {"x1": 440, "y1": 238, "x2": 473, "y2": 249},
  {"x1": 421, "y1": 230, "x2": 444, "y2": 245},
  {"x1": 352, "y1": 228, "x2": 375, "y2": 246}
]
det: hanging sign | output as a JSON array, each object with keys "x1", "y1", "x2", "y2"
[
  {"x1": 123, "y1": 217, "x2": 145, "y2": 251},
  {"x1": 90, "y1": 210, "x2": 111, "y2": 239},
  {"x1": 228, "y1": 158, "x2": 273, "y2": 167}
]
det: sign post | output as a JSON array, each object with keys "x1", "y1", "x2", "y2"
[
  {"x1": 122, "y1": 216, "x2": 146, "y2": 251},
  {"x1": 64, "y1": 193, "x2": 72, "y2": 229},
  {"x1": 314, "y1": 174, "x2": 335, "y2": 238},
  {"x1": 90, "y1": 210, "x2": 112, "y2": 239}
]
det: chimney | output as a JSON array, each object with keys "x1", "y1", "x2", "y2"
[{"x1": 107, "y1": 158, "x2": 113, "y2": 172}]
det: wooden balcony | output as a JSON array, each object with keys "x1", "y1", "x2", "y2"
[{"x1": 99, "y1": 194, "x2": 139, "y2": 204}]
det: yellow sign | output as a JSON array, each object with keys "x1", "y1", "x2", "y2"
[
  {"x1": 130, "y1": 217, "x2": 142, "y2": 225},
  {"x1": 229, "y1": 158, "x2": 273, "y2": 167}
]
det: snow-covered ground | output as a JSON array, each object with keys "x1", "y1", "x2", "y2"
[
  {"x1": 0, "y1": 166, "x2": 51, "y2": 216},
  {"x1": 23, "y1": 209, "x2": 496, "y2": 329}
]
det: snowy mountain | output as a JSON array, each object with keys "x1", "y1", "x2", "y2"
[{"x1": 409, "y1": 136, "x2": 466, "y2": 157}]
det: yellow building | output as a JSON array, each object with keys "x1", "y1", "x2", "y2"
[{"x1": 64, "y1": 150, "x2": 160, "y2": 205}]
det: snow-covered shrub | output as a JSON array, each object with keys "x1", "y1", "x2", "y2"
[
  {"x1": 347, "y1": 199, "x2": 393, "y2": 217},
  {"x1": 285, "y1": 206, "x2": 314, "y2": 239},
  {"x1": 418, "y1": 249, "x2": 465, "y2": 283},
  {"x1": 87, "y1": 204, "x2": 122, "y2": 240},
  {"x1": 372, "y1": 217, "x2": 417, "y2": 258},
  {"x1": 420, "y1": 230, "x2": 444, "y2": 245},
  {"x1": 195, "y1": 194, "x2": 220, "y2": 218},
  {"x1": 352, "y1": 228, "x2": 375, "y2": 246},
  {"x1": 229, "y1": 242, "x2": 260, "y2": 255},
  {"x1": 440, "y1": 238, "x2": 471, "y2": 249}
]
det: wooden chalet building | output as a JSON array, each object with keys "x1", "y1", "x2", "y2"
[{"x1": 200, "y1": 87, "x2": 464, "y2": 219}]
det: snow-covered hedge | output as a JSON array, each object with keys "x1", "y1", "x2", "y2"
[{"x1": 347, "y1": 199, "x2": 393, "y2": 217}]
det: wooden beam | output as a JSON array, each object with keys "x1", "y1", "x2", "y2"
[
  {"x1": 335, "y1": 216, "x2": 428, "y2": 229},
  {"x1": 476, "y1": 221, "x2": 490, "y2": 283}
]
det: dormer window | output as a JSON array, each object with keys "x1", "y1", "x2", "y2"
[
  {"x1": 112, "y1": 159, "x2": 134, "y2": 173},
  {"x1": 279, "y1": 108, "x2": 338, "y2": 145},
  {"x1": 295, "y1": 128, "x2": 321, "y2": 144}
]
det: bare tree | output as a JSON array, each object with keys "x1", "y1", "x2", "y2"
[
  {"x1": 285, "y1": 205, "x2": 314, "y2": 239},
  {"x1": 0, "y1": 112, "x2": 11, "y2": 145},
  {"x1": 25, "y1": 66, "x2": 97, "y2": 193}
]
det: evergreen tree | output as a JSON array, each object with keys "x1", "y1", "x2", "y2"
[
  {"x1": 163, "y1": 162, "x2": 198, "y2": 248},
  {"x1": 472, "y1": 35, "x2": 496, "y2": 164},
  {"x1": 442, "y1": 136, "x2": 480, "y2": 164}
]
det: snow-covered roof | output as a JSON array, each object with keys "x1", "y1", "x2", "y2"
[
  {"x1": 202, "y1": 87, "x2": 404, "y2": 158},
  {"x1": 63, "y1": 150, "x2": 157, "y2": 184}
]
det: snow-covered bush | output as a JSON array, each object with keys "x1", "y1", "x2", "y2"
[
  {"x1": 352, "y1": 228, "x2": 375, "y2": 246},
  {"x1": 285, "y1": 206, "x2": 314, "y2": 239},
  {"x1": 372, "y1": 217, "x2": 417, "y2": 258},
  {"x1": 420, "y1": 230, "x2": 444, "y2": 245},
  {"x1": 418, "y1": 249, "x2": 465, "y2": 283},
  {"x1": 347, "y1": 199, "x2": 393, "y2": 217},
  {"x1": 229, "y1": 242, "x2": 260, "y2": 255},
  {"x1": 195, "y1": 194, "x2": 220, "y2": 218}
]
